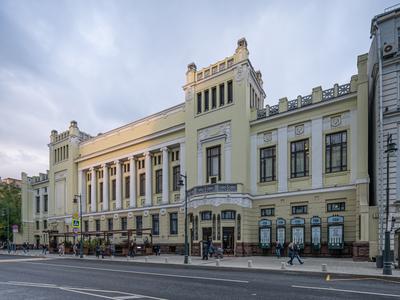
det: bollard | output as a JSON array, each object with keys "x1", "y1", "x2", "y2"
[
  {"x1": 321, "y1": 264, "x2": 327, "y2": 272},
  {"x1": 145, "y1": 256, "x2": 149, "y2": 263},
  {"x1": 188, "y1": 257, "x2": 192, "y2": 264},
  {"x1": 248, "y1": 260, "x2": 253, "y2": 268},
  {"x1": 164, "y1": 257, "x2": 168, "y2": 263},
  {"x1": 216, "y1": 259, "x2": 220, "y2": 267},
  {"x1": 281, "y1": 262, "x2": 286, "y2": 270},
  {"x1": 111, "y1": 255, "x2": 114, "y2": 260}
]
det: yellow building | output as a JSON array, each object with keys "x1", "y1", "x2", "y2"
[{"x1": 20, "y1": 39, "x2": 377, "y2": 260}]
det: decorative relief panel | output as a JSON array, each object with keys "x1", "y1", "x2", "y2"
[
  {"x1": 331, "y1": 115, "x2": 342, "y2": 128},
  {"x1": 55, "y1": 170, "x2": 67, "y2": 181},
  {"x1": 288, "y1": 122, "x2": 311, "y2": 139},
  {"x1": 322, "y1": 112, "x2": 350, "y2": 131},
  {"x1": 189, "y1": 196, "x2": 252, "y2": 209},
  {"x1": 185, "y1": 87, "x2": 194, "y2": 102},
  {"x1": 295, "y1": 125, "x2": 304, "y2": 136},
  {"x1": 257, "y1": 130, "x2": 277, "y2": 146},
  {"x1": 235, "y1": 65, "x2": 247, "y2": 83},
  {"x1": 197, "y1": 122, "x2": 231, "y2": 151}
]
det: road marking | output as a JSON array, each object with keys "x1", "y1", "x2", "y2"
[
  {"x1": 26, "y1": 262, "x2": 249, "y2": 283},
  {"x1": 329, "y1": 277, "x2": 400, "y2": 284},
  {"x1": 0, "y1": 281, "x2": 167, "y2": 300},
  {"x1": 292, "y1": 285, "x2": 400, "y2": 298},
  {"x1": 0, "y1": 258, "x2": 50, "y2": 263}
]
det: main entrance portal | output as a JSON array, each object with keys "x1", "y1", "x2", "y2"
[{"x1": 222, "y1": 227, "x2": 234, "y2": 255}]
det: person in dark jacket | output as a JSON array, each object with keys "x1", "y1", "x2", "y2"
[
  {"x1": 275, "y1": 241, "x2": 283, "y2": 258},
  {"x1": 202, "y1": 241, "x2": 209, "y2": 260},
  {"x1": 287, "y1": 242, "x2": 303, "y2": 265}
]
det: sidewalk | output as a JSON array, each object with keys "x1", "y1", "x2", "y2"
[{"x1": 1, "y1": 249, "x2": 399, "y2": 278}]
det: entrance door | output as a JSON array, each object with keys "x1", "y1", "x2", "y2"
[
  {"x1": 222, "y1": 227, "x2": 234, "y2": 255},
  {"x1": 202, "y1": 227, "x2": 212, "y2": 241}
]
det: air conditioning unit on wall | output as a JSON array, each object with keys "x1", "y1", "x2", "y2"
[
  {"x1": 210, "y1": 176, "x2": 218, "y2": 184},
  {"x1": 383, "y1": 42, "x2": 396, "y2": 58}
]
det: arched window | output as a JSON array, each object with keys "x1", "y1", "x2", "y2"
[
  {"x1": 217, "y1": 214, "x2": 221, "y2": 240},
  {"x1": 212, "y1": 214, "x2": 216, "y2": 240}
]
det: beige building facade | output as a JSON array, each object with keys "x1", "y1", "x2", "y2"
[{"x1": 20, "y1": 39, "x2": 377, "y2": 260}]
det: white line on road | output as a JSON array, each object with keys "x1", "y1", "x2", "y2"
[
  {"x1": 292, "y1": 285, "x2": 400, "y2": 298},
  {"x1": 26, "y1": 262, "x2": 249, "y2": 283},
  {"x1": 0, "y1": 281, "x2": 167, "y2": 300},
  {"x1": 0, "y1": 258, "x2": 51, "y2": 263}
]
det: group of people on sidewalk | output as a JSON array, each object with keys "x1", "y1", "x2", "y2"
[
  {"x1": 275, "y1": 240, "x2": 304, "y2": 265},
  {"x1": 202, "y1": 238, "x2": 223, "y2": 260}
]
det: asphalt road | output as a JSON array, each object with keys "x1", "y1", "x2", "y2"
[{"x1": 0, "y1": 255, "x2": 399, "y2": 299}]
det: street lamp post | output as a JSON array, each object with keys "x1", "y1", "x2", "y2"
[
  {"x1": 178, "y1": 173, "x2": 188, "y2": 264},
  {"x1": 74, "y1": 194, "x2": 84, "y2": 258},
  {"x1": 383, "y1": 134, "x2": 397, "y2": 275}
]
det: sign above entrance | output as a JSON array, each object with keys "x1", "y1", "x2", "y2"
[{"x1": 328, "y1": 216, "x2": 344, "y2": 224}]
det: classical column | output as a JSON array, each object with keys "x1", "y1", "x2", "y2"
[
  {"x1": 90, "y1": 167, "x2": 97, "y2": 212},
  {"x1": 78, "y1": 169, "x2": 87, "y2": 213},
  {"x1": 102, "y1": 164, "x2": 109, "y2": 211},
  {"x1": 161, "y1": 147, "x2": 169, "y2": 204},
  {"x1": 115, "y1": 160, "x2": 122, "y2": 210},
  {"x1": 197, "y1": 144, "x2": 203, "y2": 185},
  {"x1": 277, "y1": 126, "x2": 288, "y2": 192},
  {"x1": 250, "y1": 134, "x2": 257, "y2": 194},
  {"x1": 180, "y1": 142, "x2": 186, "y2": 201},
  {"x1": 311, "y1": 117, "x2": 323, "y2": 189},
  {"x1": 145, "y1": 152, "x2": 152, "y2": 206},
  {"x1": 129, "y1": 156, "x2": 137, "y2": 208}
]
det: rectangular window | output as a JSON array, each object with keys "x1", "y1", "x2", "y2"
[
  {"x1": 84, "y1": 221, "x2": 89, "y2": 232},
  {"x1": 260, "y1": 146, "x2": 276, "y2": 182},
  {"x1": 121, "y1": 217, "x2": 127, "y2": 231},
  {"x1": 95, "y1": 219, "x2": 101, "y2": 231},
  {"x1": 206, "y1": 145, "x2": 221, "y2": 182},
  {"x1": 200, "y1": 211, "x2": 212, "y2": 221},
  {"x1": 44, "y1": 195, "x2": 48, "y2": 212},
  {"x1": 292, "y1": 205, "x2": 308, "y2": 215},
  {"x1": 36, "y1": 196, "x2": 40, "y2": 213},
  {"x1": 219, "y1": 83, "x2": 225, "y2": 106},
  {"x1": 152, "y1": 214, "x2": 160, "y2": 235},
  {"x1": 227, "y1": 80, "x2": 233, "y2": 103},
  {"x1": 88, "y1": 185, "x2": 91, "y2": 204},
  {"x1": 170, "y1": 212, "x2": 178, "y2": 235},
  {"x1": 261, "y1": 207, "x2": 275, "y2": 216},
  {"x1": 43, "y1": 220, "x2": 47, "y2": 229},
  {"x1": 204, "y1": 90, "x2": 209, "y2": 111},
  {"x1": 325, "y1": 131, "x2": 347, "y2": 173},
  {"x1": 99, "y1": 182, "x2": 103, "y2": 203},
  {"x1": 111, "y1": 179, "x2": 116, "y2": 200},
  {"x1": 36, "y1": 221, "x2": 40, "y2": 230},
  {"x1": 108, "y1": 218, "x2": 113, "y2": 231},
  {"x1": 139, "y1": 173, "x2": 145, "y2": 196},
  {"x1": 211, "y1": 87, "x2": 217, "y2": 108},
  {"x1": 155, "y1": 169, "x2": 162, "y2": 194},
  {"x1": 197, "y1": 92, "x2": 202, "y2": 114},
  {"x1": 176, "y1": 150, "x2": 179, "y2": 160},
  {"x1": 221, "y1": 210, "x2": 236, "y2": 219},
  {"x1": 136, "y1": 216, "x2": 143, "y2": 236},
  {"x1": 173, "y1": 165, "x2": 181, "y2": 191},
  {"x1": 291, "y1": 139, "x2": 309, "y2": 178},
  {"x1": 125, "y1": 176, "x2": 130, "y2": 198},
  {"x1": 327, "y1": 202, "x2": 346, "y2": 212}
]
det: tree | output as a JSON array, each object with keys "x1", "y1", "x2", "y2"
[{"x1": 0, "y1": 184, "x2": 21, "y2": 242}]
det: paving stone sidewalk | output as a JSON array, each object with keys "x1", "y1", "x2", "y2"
[{"x1": 1, "y1": 249, "x2": 399, "y2": 278}]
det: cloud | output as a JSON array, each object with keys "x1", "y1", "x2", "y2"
[{"x1": 0, "y1": 0, "x2": 394, "y2": 178}]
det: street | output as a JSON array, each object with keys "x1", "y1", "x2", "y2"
[{"x1": 0, "y1": 255, "x2": 399, "y2": 299}]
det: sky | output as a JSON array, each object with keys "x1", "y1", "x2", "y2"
[{"x1": 0, "y1": 0, "x2": 396, "y2": 179}]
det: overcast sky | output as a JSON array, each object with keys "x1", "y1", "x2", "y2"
[{"x1": 0, "y1": 0, "x2": 395, "y2": 179}]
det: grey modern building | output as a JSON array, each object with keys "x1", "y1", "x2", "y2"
[{"x1": 369, "y1": 6, "x2": 400, "y2": 259}]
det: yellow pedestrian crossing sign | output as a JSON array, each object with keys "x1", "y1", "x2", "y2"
[
  {"x1": 73, "y1": 212, "x2": 79, "y2": 219},
  {"x1": 72, "y1": 219, "x2": 80, "y2": 229}
]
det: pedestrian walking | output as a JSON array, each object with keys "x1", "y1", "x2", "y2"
[
  {"x1": 100, "y1": 243, "x2": 105, "y2": 259},
  {"x1": 275, "y1": 240, "x2": 282, "y2": 258},
  {"x1": 110, "y1": 243, "x2": 116, "y2": 257},
  {"x1": 202, "y1": 241, "x2": 209, "y2": 260},
  {"x1": 128, "y1": 241, "x2": 135, "y2": 258},
  {"x1": 95, "y1": 244, "x2": 100, "y2": 258},
  {"x1": 287, "y1": 241, "x2": 303, "y2": 265}
]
